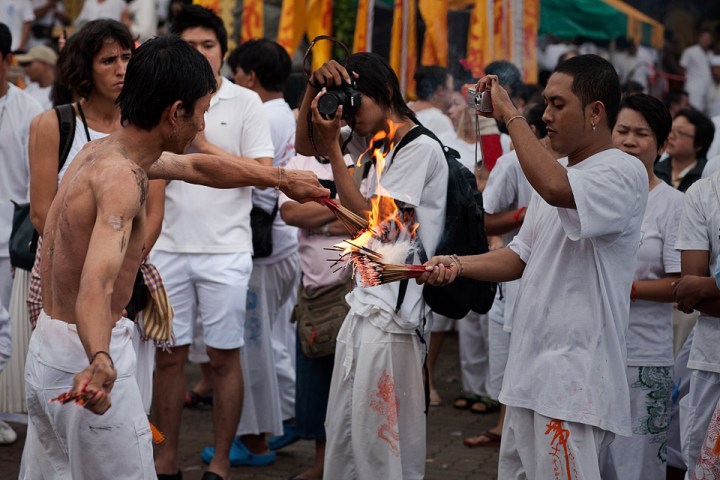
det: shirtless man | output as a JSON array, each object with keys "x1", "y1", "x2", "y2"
[{"x1": 20, "y1": 36, "x2": 327, "y2": 480}]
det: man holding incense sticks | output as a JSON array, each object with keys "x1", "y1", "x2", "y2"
[
  {"x1": 296, "y1": 52, "x2": 447, "y2": 479},
  {"x1": 420, "y1": 55, "x2": 647, "y2": 478},
  {"x1": 19, "y1": 36, "x2": 327, "y2": 480}
]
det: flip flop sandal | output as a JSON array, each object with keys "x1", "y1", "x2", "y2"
[
  {"x1": 184, "y1": 389, "x2": 213, "y2": 407},
  {"x1": 452, "y1": 393, "x2": 483, "y2": 410},
  {"x1": 269, "y1": 421, "x2": 300, "y2": 450},
  {"x1": 469, "y1": 396, "x2": 501, "y2": 414},
  {"x1": 463, "y1": 430, "x2": 502, "y2": 447}
]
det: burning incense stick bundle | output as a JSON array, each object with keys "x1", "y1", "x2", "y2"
[
  {"x1": 354, "y1": 255, "x2": 427, "y2": 286},
  {"x1": 50, "y1": 390, "x2": 92, "y2": 406},
  {"x1": 319, "y1": 198, "x2": 369, "y2": 235}
]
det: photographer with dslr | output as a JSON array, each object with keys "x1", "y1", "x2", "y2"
[{"x1": 296, "y1": 53, "x2": 448, "y2": 479}]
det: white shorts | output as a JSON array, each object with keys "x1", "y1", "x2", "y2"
[
  {"x1": 21, "y1": 311, "x2": 156, "y2": 479},
  {"x1": 457, "y1": 311, "x2": 489, "y2": 397},
  {"x1": 599, "y1": 365, "x2": 672, "y2": 480},
  {"x1": 499, "y1": 406, "x2": 613, "y2": 480},
  {"x1": 152, "y1": 251, "x2": 252, "y2": 349}
]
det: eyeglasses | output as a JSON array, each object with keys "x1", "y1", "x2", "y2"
[{"x1": 669, "y1": 129, "x2": 695, "y2": 139}]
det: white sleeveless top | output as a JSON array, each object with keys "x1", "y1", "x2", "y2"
[{"x1": 57, "y1": 116, "x2": 108, "y2": 183}]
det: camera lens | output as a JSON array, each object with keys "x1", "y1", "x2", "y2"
[{"x1": 318, "y1": 93, "x2": 341, "y2": 119}]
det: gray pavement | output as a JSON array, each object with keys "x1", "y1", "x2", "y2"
[{"x1": 0, "y1": 331, "x2": 500, "y2": 479}]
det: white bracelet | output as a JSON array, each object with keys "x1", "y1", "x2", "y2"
[{"x1": 505, "y1": 115, "x2": 526, "y2": 128}]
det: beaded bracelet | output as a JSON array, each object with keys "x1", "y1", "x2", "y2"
[{"x1": 450, "y1": 254, "x2": 464, "y2": 277}]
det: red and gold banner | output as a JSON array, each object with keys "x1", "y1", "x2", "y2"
[
  {"x1": 466, "y1": 0, "x2": 488, "y2": 78},
  {"x1": 492, "y1": 0, "x2": 505, "y2": 64},
  {"x1": 306, "y1": 0, "x2": 333, "y2": 71},
  {"x1": 240, "y1": 0, "x2": 264, "y2": 43},
  {"x1": 521, "y1": 0, "x2": 539, "y2": 83},
  {"x1": 277, "y1": 0, "x2": 305, "y2": 56},
  {"x1": 419, "y1": 0, "x2": 448, "y2": 66},
  {"x1": 353, "y1": 0, "x2": 373, "y2": 53},
  {"x1": 390, "y1": 0, "x2": 417, "y2": 98}
]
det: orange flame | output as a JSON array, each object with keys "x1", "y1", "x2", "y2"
[{"x1": 337, "y1": 120, "x2": 417, "y2": 258}]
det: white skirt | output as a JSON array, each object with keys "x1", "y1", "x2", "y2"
[{"x1": 0, "y1": 269, "x2": 31, "y2": 413}]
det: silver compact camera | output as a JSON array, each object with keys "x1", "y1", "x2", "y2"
[{"x1": 466, "y1": 87, "x2": 493, "y2": 113}]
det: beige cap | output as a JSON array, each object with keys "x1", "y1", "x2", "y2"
[{"x1": 16, "y1": 45, "x2": 58, "y2": 66}]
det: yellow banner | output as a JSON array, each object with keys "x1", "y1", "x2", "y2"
[
  {"x1": 277, "y1": 0, "x2": 305, "y2": 56},
  {"x1": 406, "y1": 0, "x2": 417, "y2": 99},
  {"x1": 466, "y1": 0, "x2": 488, "y2": 78},
  {"x1": 354, "y1": 0, "x2": 371, "y2": 53},
  {"x1": 193, "y1": 0, "x2": 219, "y2": 13},
  {"x1": 419, "y1": 0, "x2": 448, "y2": 66},
  {"x1": 241, "y1": 0, "x2": 264, "y2": 43},
  {"x1": 522, "y1": 0, "x2": 539, "y2": 83},
  {"x1": 390, "y1": 0, "x2": 404, "y2": 76},
  {"x1": 492, "y1": 0, "x2": 504, "y2": 63},
  {"x1": 306, "y1": 0, "x2": 333, "y2": 71}
]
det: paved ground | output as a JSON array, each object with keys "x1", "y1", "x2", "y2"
[{"x1": 0, "y1": 331, "x2": 500, "y2": 479}]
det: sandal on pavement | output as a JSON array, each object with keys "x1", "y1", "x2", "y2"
[
  {"x1": 201, "y1": 437, "x2": 276, "y2": 467},
  {"x1": 470, "y1": 396, "x2": 500, "y2": 414},
  {"x1": 463, "y1": 430, "x2": 502, "y2": 447},
  {"x1": 452, "y1": 394, "x2": 483, "y2": 410},
  {"x1": 268, "y1": 421, "x2": 300, "y2": 450},
  {"x1": 429, "y1": 389, "x2": 443, "y2": 407},
  {"x1": 184, "y1": 389, "x2": 213, "y2": 407}
]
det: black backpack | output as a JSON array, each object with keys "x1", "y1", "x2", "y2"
[{"x1": 392, "y1": 125, "x2": 496, "y2": 319}]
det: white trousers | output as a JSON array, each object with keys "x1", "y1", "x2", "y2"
[
  {"x1": 270, "y1": 267, "x2": 299, "y2": 421},
  {"x1": 500, "y1": 406, "x2": 613, "y2": 480},
  {"x1": 599, "y1": 365, "x2": 672, "y2": 480},
  {"x1": 324, "y1": 316, "x2": 426, "y2": 480},
  {"x1": 0, "y1": 257, "x2": 12, "y2": 309},
  {"x1": 690, "y1": 395, "x2": 720, "y2": 479},
  {"x1": 20, "y1": 312, "x2": 155, "y2": 480},
  {"x1": 681, "y1": 369, "x2": 720, "y2": 478},
  {"x1": 458, "y1": 311, "x2": 490, "y2": 397},
  {"x1": 237, "y1": 255, "x2": 299, "y2": 436},
  {"x1": 487, "y1": 315, "x2": 511, "y2": 400},
  {"x1": 0, "y1": 268, "x2": 31, "y2": 413}
]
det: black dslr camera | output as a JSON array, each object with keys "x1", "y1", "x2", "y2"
[{"x1": 317, "y1": 80, "x2": 362, "y2": 120}]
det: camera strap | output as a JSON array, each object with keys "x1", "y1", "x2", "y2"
[{"x1": 303, "y1": 35, "x2": 356, "y2": 159}]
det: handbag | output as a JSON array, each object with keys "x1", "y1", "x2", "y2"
[
  {"x1": 293, "y1": 274, "x2": 353, "y2": 358},
  {"x1": 9, "y1": 201, "x2": 38, "y2": 271},
  {"x1": 7, "y1": 104, "x2": 78, "y2": 271},
  {"x1": 250, "y1": 201, "x2": 278, "y2": 258}
]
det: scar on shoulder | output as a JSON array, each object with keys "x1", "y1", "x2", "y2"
[{"x1": 107, "y1": 215, "x2": 124, "y2": 231}]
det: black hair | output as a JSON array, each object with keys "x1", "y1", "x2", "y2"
[
  {"x1": 413, "y1": 66, "x2": 449, "y2": 101},
  {"x1": 664, "y1": 90, "x2": 688, "y2": 110},
  {"x1": 117, "y1": 36, "x2": 217, "y2": 131},
  {"x1": 674, "y1": 108, "x2": 716, "y2": 160},
  {"x1": 0, "y1": 23, "x2": 10, "y2": 58},
  {"x1": 618, "y1": 93, "x2": 672, "y2": 149},
  {"x1": 57, "y1": 19, "x2": 135, "y2": 99},
  {"x1": 553, "y1": 54, "x2": 621, "y2": 128},
  {"x1": 227, "y1": 39, "x2": 291, "y2": 92},
  {"x1": 525, "y1": 103, "x2": 547, "y2": 138},
  {"x1": 485, "y1": 60, "x2": 523, "y2": 95},
  {"x1": 170, "y1": 5, "x2": 228, "y2": 58},
  {"x1": 345, "y1": 52, "x2": 417, "y2": 123},
  {"x1": 283, "y1": 72, "x2": 307, "y2": 110},
  {"x1": 622, "y1": 80, "x2": 644, "y2": 96}
]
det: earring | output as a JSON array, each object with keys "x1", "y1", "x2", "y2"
[{"x1": 591, "y1": 122, "x2": 596, "y2": 132}]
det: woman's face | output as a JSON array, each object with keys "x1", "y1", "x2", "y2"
[
  {"x1": 447, "y1": 91, "x2": 466, "y2": 130},
  {"x1": 612, "y1": 107, "x2": 661, "y2": 167},
  {"x1": 666, "y1": 115, "x2": 697, "y2": 159},
  {"x1": 91, "y1": 38, "x2": 131, "y2": 101}
]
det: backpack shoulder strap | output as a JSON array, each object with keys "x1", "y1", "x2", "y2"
[
  {"x1": 387, "y1": 125, "x2": 426, "y2": 168},
  {"x1": 54, "y1": 103, "x2": 77, "y2": 173}
]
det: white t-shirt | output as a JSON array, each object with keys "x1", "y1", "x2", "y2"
[
  {"x1": 252, "y1": 98, "x2": 298, "y2": 265},
  {"x1": 0, "y1": 84, "x2": 43, "y2": 257},
  {"x1": 627, "y1": 182, "x2": 682, "y2": 367},
  {"x1": 482, "y1": 150, "x2": 536, "y2": 330},
  {"x1": 154, "y1": 80, "x2": 274, "y2": 254},
  {"x1": 0, "y1": 0, "x2": 34, "y2": 51},
  {"x1": 74, "y1": 0, "x2": 126, "y2": 26},
  {"x1": 279, "y1": 154, "x2": 354, "y2": 290},
  {"x1": 438, "y1": 132, "x2": 477, "y2": 172},
  {"x1": 680, "y1": 44, "x2": 713, "y2": 111},
  {"x1": 706, "y1": 116, "x2": 720, "y2": 163},
  {"x1": 342, "y1": 126, "x2": 448, "y2": 332},
  {"x1": 415, "y1": 107, "x2": 454, "y2": 138},
  {"x1": 502, "y1": 149, "x2": 648, "y2": 437},
  {"x1": 676, "y1": 172, "x2": 720, "y2": 373},
  {"x1": 24, "y1": 83, "x2": 52, "y2": 110}
]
